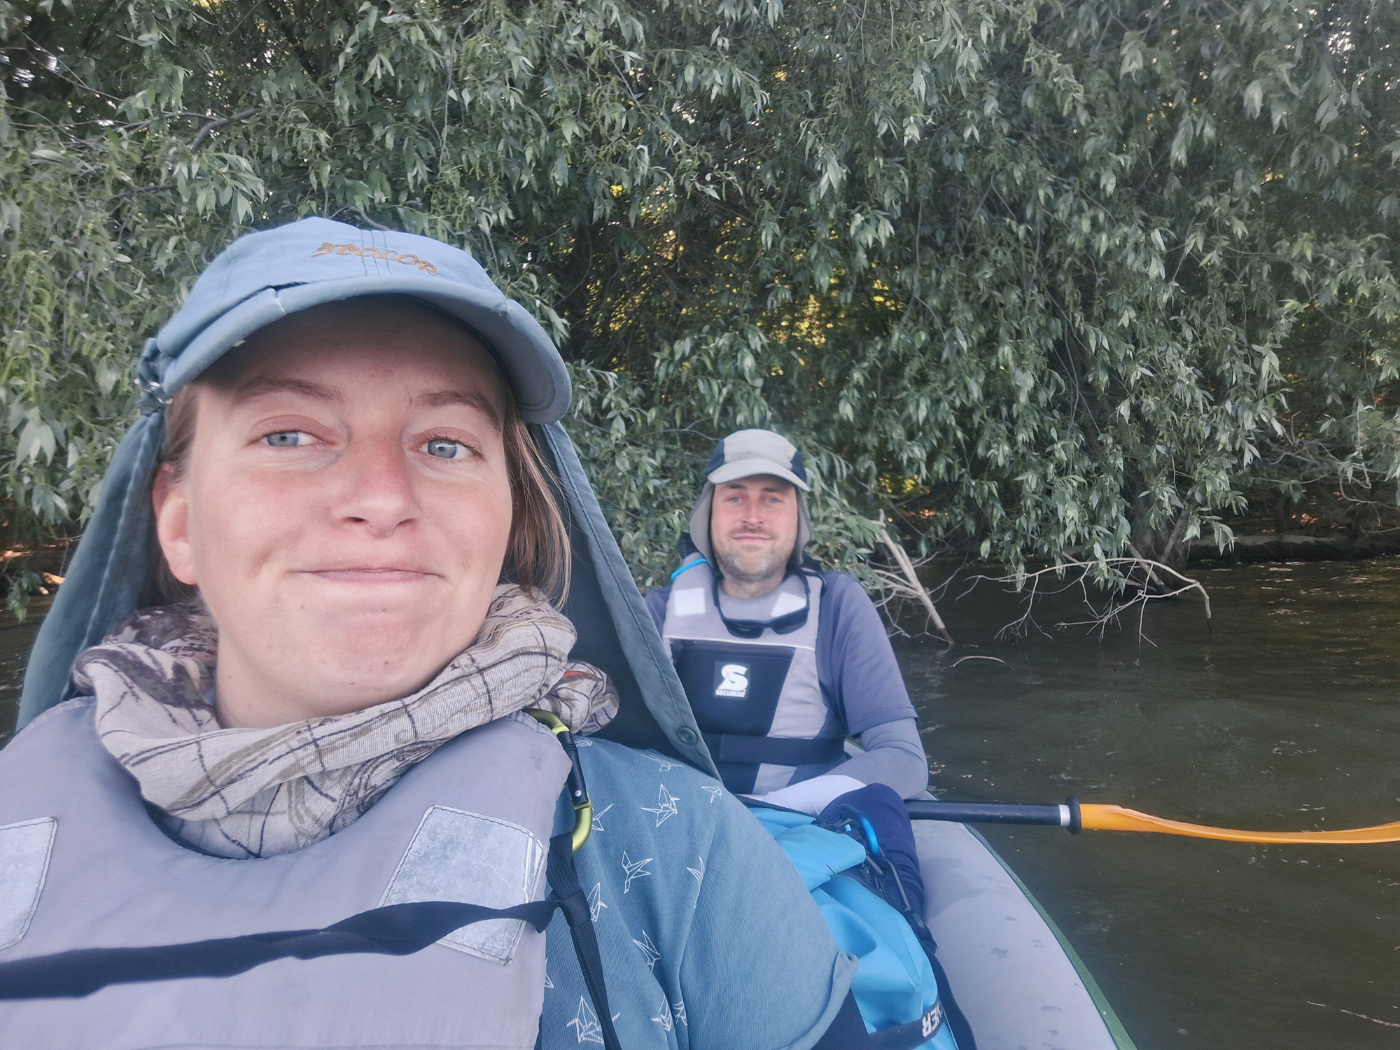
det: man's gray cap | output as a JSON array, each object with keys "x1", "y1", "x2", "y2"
[
  {"x1": 142, "y1": 217, "x2": 570, "y2": 422},
  {"x1": 688, "y1": 428, "x2": 812, "y2": 566},
  {"x1": 704, "y1": 429, "x2": 811, "y2": 491}
]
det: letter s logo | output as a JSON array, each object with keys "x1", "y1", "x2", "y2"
[{"x1": 715, "y1": 664, "x2": 749, "y2": 698}]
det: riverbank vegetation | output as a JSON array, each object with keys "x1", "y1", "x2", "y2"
[{"x1": 1, "y1": 0, "x2": 1396, "y2": 617}]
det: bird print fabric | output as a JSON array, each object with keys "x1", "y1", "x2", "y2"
[{"x1": 538, "y1": 737, "x2": 857, "y2": 1050}]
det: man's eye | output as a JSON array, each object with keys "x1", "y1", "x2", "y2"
[
  {"x1": 263, "y1": 431, "x2": 314, "y2": 448},
  {"x1": 424, "y1": 439, "x2": 472, "y2": 460}
]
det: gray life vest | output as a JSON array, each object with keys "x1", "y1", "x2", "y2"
[
  {"x1": 0, "y1": 700, "x2": 569, "y2": 1050},
  {"x1": 660, "y1": 557, "x2": 843, "y2": 794}
]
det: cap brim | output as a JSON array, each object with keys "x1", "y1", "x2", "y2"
[
  {"x1": 707, "y1": 459, "x2": 810, "y2": 491},
  {"x1": 159, "y1": 276, "x2": 571, "y2": 424}
]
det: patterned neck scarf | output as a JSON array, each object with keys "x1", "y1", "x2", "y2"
[{"x1": 76, "y1": 586, "x2": 617, "y2": 859}]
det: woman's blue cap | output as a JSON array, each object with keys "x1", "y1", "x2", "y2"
[{"x1": 138, "y1": 218, "x2": 570, "y2": 422}]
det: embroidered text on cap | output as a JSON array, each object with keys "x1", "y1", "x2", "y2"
[{"x1": 311, "y1": 242, "x2": 440, "y2": 275}]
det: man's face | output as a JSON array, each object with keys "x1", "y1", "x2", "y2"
[
  {"x1": 152, "y1": 301, "x2": 514, "y2": 727},
  {"x1": 709, "y1": 475, "x2": 799, "y2": 590}
]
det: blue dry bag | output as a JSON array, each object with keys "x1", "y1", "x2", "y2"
[{"x1": 748, "y1": 807, "x2": 959, "y2": 1050}]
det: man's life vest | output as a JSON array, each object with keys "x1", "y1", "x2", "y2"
[
  {"x1": 0, "y1": 701, "x2": 569, "y2": 1050},
  {"x1": 661, "y1": 555, "x2": 844, "y2": 794}
]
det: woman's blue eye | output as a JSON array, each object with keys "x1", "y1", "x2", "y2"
[
  {"x1": 425, "y1": 439, "x2": 470, "y2": 460},
  {"x1": 263, "y1": 431, "x2": 312, "y2": 448}
]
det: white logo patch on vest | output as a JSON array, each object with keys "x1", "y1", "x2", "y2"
[
  {"x1": 382, "y1": 806, "x2": 545, "y2": 963},
  {"x1": 0, "y1": 817, "x2": 56, "y2": 949},
  {"x1": 715, "y1": 664, "x2": 750, "y2": 698}
]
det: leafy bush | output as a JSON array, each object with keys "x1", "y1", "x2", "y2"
[{"x1": 1, "y1": 0, "x2": 1395, "y2": 611}]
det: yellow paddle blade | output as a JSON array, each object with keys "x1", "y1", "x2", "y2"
[{"x1": 1080, "y1": 804, "x2": 1400, "y2": 844}]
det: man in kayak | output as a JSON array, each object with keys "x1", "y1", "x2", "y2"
[
  {"x1": 647, "y1": 429, "x2": 930, "y2": 816},
  {"x1": 0, "y1": 220, "x2": 884, "y2": 1050},
  {"x1": 643, "y1": 433, "x2": 963, "y2": 1049}
]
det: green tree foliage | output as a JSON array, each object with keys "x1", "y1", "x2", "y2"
[{"x1": 1, "y1": 0, "x2": 1396, "y2": 613}]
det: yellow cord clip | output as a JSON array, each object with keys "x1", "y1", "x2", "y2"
[{"x1": 526, "y1": 709, "x2": 594, "y2": 852}]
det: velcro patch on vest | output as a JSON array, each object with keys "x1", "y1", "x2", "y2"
[
  {"x1": 382, "y1": 806, "x2": 545, "y2": 964},
  {"x1": 0, "y1": 817, "x2": 56, "y2": 950},
  {"x1": 672, "y1": 588, "x2": 706, "y2": 617}
]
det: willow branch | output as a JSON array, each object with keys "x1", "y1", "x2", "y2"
[
  {"x1": 189, "y1": 108, "x2": 257, "y2": 150},
  {"x1": 873, "y1": 514, "x2": 953, "y2": 644}
]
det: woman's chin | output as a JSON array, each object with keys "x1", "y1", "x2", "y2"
[
  {"x1": 289, "y1": 622, "x2": 469, "y2": 701},
  {"x1": 208, "y1": 595, "x2": 488, "y2": 722},
  {"x1": 283, "y1": 657, "x2": 446, "y2": 718},
  {"x1": 295, "y1": 599, "x2": 462, "y2": 643}
]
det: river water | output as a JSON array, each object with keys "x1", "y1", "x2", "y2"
[
  {"x1": 0, "y1": 621, "x2": 34, "y2": 750},
  {"x1": 901, "y1": 558, "x2": 1400, "y2": 1048},
  {"x1": 2, "y1": 560, "x2": 1398, "y2": 1047}
]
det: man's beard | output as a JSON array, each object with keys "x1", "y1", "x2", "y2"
[{"x1": 713, "y1": 544, "x2": 788, "y2": 588}]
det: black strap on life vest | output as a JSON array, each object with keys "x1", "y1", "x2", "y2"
[
  {"x1": 542, "y1": 832, "x2": 621, "y2": 1050},
  {"x1": 0, "y1": 833, "x2": 621, "y2": 1050},
  {"x1": 812, "y1": 990, "x2": 950, "y2": 1050},
  {"x1": 703, "y1": 731, "x2": 847, "y2": 766},
  {"x1": 0, "y1": 896, "x2": 556, "y2": 1000}
]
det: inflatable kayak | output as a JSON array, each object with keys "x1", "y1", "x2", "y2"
[
  {"x1": 915, "y1": 815, "x2": 1137, "y2": 1049},
  {"x1": 15, "y1": 406, "x2": 1139, "y2": 1050},
  {"x1": 546, "y1": 426, "x2": 1141, "y2": 1050},
  {"x1": 828, "y1": 734, "x2": 1137, "y2": 1050}
]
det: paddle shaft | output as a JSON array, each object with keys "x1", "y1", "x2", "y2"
[
  {"x1": 905, "y1": 797, "x2": 1400, "y2": 844},
  {"x1": 905, "y1": 798, "x2": 1081, "y2": 831}
]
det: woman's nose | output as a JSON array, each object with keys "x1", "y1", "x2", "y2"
[{"x1": 333, "y1": 440, "x2": 420, "y2": 535}]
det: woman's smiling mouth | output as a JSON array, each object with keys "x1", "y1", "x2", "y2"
[{"x1": 300, "y1": 568, "x2": 439, "y2": 583}]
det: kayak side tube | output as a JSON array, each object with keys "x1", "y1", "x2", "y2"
[{"x1": 914, "y1": 817, "x2": 1139, "y2": 1050}]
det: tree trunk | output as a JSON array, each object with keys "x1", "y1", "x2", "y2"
[{"x1": 1129, "y1": 497, "x2": 1191, "y2": 578}]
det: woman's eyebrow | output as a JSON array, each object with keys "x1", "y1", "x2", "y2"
[
  {"x1": 229, "y1": 375, "x2": 341, "y2": 406},
  {"x1": 412, "y1": 389, "x2": 502, "y2": 430}
]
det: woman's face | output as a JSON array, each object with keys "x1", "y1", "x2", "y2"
[{"x1": 153, "y1": 301, "x2": 514, "y2": 728}]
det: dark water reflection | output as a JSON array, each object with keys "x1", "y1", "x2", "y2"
[
  {"x1": 899, "y1": 558, "x2": 1400, "y2": 1049},
  {"x1": 2, "y1": 561, "x2": 1398, "y2": 1046},
  {"x1": 0, "y1": 621, "x2": 37, "y2": 748}
]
